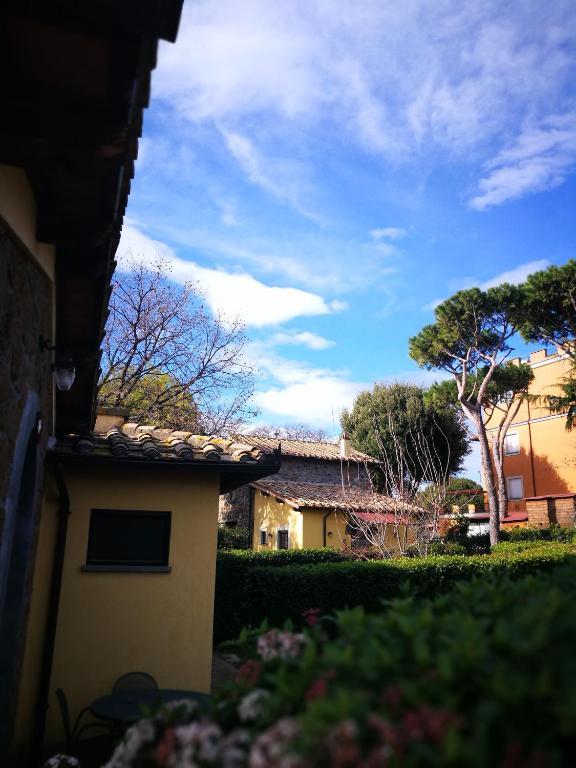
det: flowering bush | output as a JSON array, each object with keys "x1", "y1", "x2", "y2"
[
  {"x1": 103, "y1": 560, "x2": 576, "y2": 766},
  {"x1": 44, "y1": 757, "x2": 80, "y2": 768}
]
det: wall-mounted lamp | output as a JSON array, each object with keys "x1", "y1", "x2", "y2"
[{"x1": 39, "y1": 336, "x2": 76, "y2": 392}]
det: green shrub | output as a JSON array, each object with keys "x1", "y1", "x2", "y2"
[
  {"x1": 114, "y1": 561, "x2": 576, "y2": 767},
  {"x1": 427, "y1": 541, "x2": 467, "y2": 556},
  {"x1": 239, "y1": 544, "x2": 574, "y2": 631},
  {"x1": 214, "y1": 548, "x2": 348, "y2": 642},
  {"x1": 500, "y1": 524, "x2": 576, "y2": 543},
  {"x1": 217, "y1": 526, "x2": 250, "y2": 550}
]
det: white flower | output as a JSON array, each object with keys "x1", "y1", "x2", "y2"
[
  {"x1": 44, "y1": 757, "x2": 80, "y2": 768},
  {"x1": 238, "y1": 689, "x2": 270, "y2": 722},
  {"x1": 257, "y1": 630, "x2": 308, "y2": 662}
]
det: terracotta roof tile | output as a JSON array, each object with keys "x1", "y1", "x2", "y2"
[
  {"x1": 236, "y1": 435, "x2": 377, "y2": 463},
  {"x1": 57, "y1": 423, "x2": 277, "y2": 466},
  {"x1": 252, "y1": 478, "x2": 413, "y2": 517}
]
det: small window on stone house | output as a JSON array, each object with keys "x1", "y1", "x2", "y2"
[
  {"x1": 260, "y1": 529, "x2": 267, "y2": 545},
  {"x1": 277, "y1": 529, "x2": 289, "y2": 549}
]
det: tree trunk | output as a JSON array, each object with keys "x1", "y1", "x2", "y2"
[
  {"x1": 476, "y1": 416, "x2": 501, "y2": 546},
  {"x1": 492, "y1": 436, "x2": 508, "y2": 522}
]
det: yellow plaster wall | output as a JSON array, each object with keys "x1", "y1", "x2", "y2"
[
  {"x1": 18, "y1": 462, "x2": 221, "y2": 744},
  {"x1": 253, "y1": 491, "x2": 302, "y2": 550},
  {"x1": 0, "y1": 164, "x2": 56, "y2": 280},
  {"x1": 301, "y1": 508, "x2": 351, "y2": 549}
]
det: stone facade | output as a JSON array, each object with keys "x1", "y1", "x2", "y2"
[
  {"x1": 526, "y1": 494, "x2": 576, "y2": 528},
  {"x1": 0, "y1": 215, "x2": 53, "y2": 542},
  {"x1": 218, "y1": 455, "x2": 371, "y2": 530},
  {"x1": 0, "y1": 215, "x2": 53, "y2": 749}
]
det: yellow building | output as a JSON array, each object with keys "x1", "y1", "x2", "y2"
[
  {"x1": 15, "y1": 410, "x2": 279, "y2": 760},
  {"x1": 486, "y1": 349, "x2": 576, "y2": 526},
  {"x1": 252, "y1": 479, "x2": 412, "y2": 553},
  {"x1": 0, "y1": 5, "x2": 184, "y2": 762}
]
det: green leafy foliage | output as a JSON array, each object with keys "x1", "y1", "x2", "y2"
[
  {"x1": 116, "y1": 558, "x2": 576, "y2": 767},
  {"x1": 341, "y1": 382, "x2": 469, "y2": 493},
  {"x1": 217, "y1": 527, "x2": 250, "y2": 550},
  {"x1": 520, "y1": 259, "x2": 576, "y2": 355},
  {"x1": 216, "y1": 544, "x2": 573, "y2": 637}
]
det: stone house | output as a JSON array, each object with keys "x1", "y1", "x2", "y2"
[{"x1": 219, "y1": 435, "x2": 377, "y2": 537}]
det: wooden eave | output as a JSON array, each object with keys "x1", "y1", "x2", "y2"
[{"x1": 0, "y1": 2, "x2": 183, "y2": 436}]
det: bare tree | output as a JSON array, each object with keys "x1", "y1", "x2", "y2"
[
  {"x1": 245, "y1": 423, "x2": 331, "y2": 442},
  {"x1": 343, "y1": 414, "x2": 451, "y2": 558},
  {"x1": 98, "y1": 257, "x2": 256, "y2": 433}
]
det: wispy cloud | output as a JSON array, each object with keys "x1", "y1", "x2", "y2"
[
  {"x1": 370, "y1": 227, "x2": 408, "y2": 241},
  {"x1": 470, "y1": 114, "x2": 576, "y2": 210},
  {"x1": 220, "y1": 128, "x2": 322, "y2": 222},
  {"x1": 119, "y1": 221, "x2": 346, "y2": 327},
  {"x1": 156, "y1": 1, "x2": 576, "y2": 166},
  {"x1": 423, "y1": 258, "x2": 551, "y2": 310},
  {"x1": 270, "y1": 330, "x2": 336, "y2": 350}
]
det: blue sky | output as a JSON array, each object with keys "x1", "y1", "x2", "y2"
[{"x1": 119, "y1": 0, "x2": 576, "y2": 478}]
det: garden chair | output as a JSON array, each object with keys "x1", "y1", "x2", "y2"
[
  {"x1": 112, "y1": 671, "x2": 159, "y2": 692},
  {"x1": 51, "y1": 688, "x2": 113, "y2": 765}
]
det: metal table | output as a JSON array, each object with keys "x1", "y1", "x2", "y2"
[{"x1": 90, "y1": 688, "x2": 211, "y2": 725}]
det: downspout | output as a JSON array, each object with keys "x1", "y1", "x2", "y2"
[
  {"x1": 31, "y1": 461, "x2": 70, "y2": 766},
  {"x1": 526, "y1": 397, "x2": 537, "y2": 497},
  {"x1": 322, "y1": 510, "x2": 331, "y2": 547}
]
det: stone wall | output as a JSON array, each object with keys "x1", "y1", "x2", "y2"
[
  {"x1": 0, "y1": 215, "x2": 53, "y2": 543},
  {"x1": 0, "y1": 215, "x2": 53, "y2": 748},
  {"x1": 526, "y1": 495, "x2": 576, "y2": 528}
]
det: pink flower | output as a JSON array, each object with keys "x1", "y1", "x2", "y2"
[
  {"x1": 305, "y1": 678, "x2": 327, "y2": 701},
  {"x1": 154, "y1": 729, "x2": 176, "y2": 766},
  {"x1": 236, "y1": 659, "x2": 262, "y2": 687},
  {"x1": 302, "y1": 608, "x2": 321, "y2": 627},
  {"x1": 257, "y1": 629, "x2": 308, "y2": 662}
]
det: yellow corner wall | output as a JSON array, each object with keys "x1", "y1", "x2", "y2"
[
  {"x1": 0, "y1": 164, "x2": 55, "y2": 280},
  {"x1": 16, "y1": 462, "x2": 221, "y2": 747},
  {"x1": 252, "y1": 491, "x2": 354, "y2": 551},
  {"x1": 301, "y1": 508, "x2": 351, "y2": 549},
  {"x1": 253, "y1": 491, "x2": 302, "y2": 549}
]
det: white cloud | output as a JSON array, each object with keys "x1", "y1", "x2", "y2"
[
  {"x1": 480, "y1": 259, "x2": 550, "y2": 290},
  {"x1": 370, "y1": 227, "x2": 408, "y2": 241},
  {"x1": 470, "y1": 114, "x2": 576, "y2": 210},
  {"x1": 270, "y1": 331, "x2": 336, "y2": 350},
  {"x1": 251, "y1": 347, "x2": 450, "y2": 427},
  {"x1": 249, "y1": 348, "x2": 365, "y2": 425},
  {"x1": 118, "y1": 221, "x2": 346, "y2": 327},
  {"x1": 422, "y1": 259, "x2": 551, "y2": 310}
]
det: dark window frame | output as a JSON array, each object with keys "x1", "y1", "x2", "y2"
[
  {"x1": 259, "y1": 529, "x2": 267, "y2": 545},
  {"x1": 277, "y1": 529, "x2": 289, "y2": 549},
  {"x1": 83, "y1": 509, "x2": 172, "y2": 573}
]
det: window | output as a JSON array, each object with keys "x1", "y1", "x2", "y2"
[
  {"x1": 504, "y1": 432, "x2": 520, "y2": 455},
  {"x1": 507, "y1": 476, "x2": 524, "y2": 500},
  {"x1": 277, "y1": 529, "x2": 289, "y2": 549},
  {"x1": 85, "y1": 509, "x2": 171, "y2": 571},
  {"x1": 260, "y1": 530, "x2": 267, "y2": 545}
]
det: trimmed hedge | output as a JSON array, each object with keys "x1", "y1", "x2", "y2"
[
  {"x1": 501, "y1": 523, "x2": 576, "y2": 543},
  {"x1": 214, "y1": 549, "x2": 348, "y2": 642},
  {"x1": 231, "y1": 544, "x2": 575, "y2": 634}
]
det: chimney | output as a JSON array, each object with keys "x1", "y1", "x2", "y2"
[
  {"x1": 95, "y1": 406, "x2": 130, "y2": 433},
  {"x1": 340, "y1": 432, "x2": 351, "y2": 460}
]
